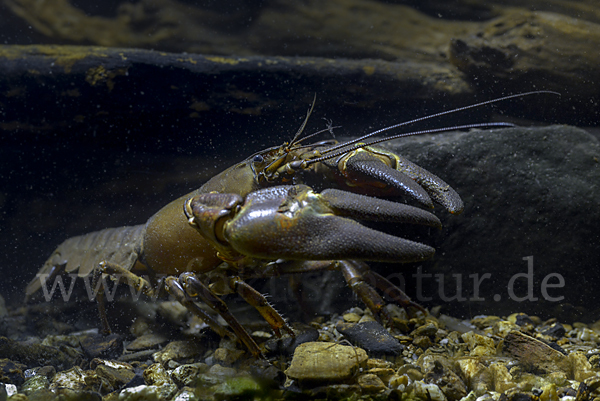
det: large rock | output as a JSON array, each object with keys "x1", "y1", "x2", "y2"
[{"x1": 386, "y1": 125, "x2": 600, "y2": 319}]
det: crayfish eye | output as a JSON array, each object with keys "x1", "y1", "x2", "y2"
[
  {"x1": 253, "y1": 154, "x2": 264, "y2": 163},
  {"x1": 289, "y1": 160, "x2": 303, "y2": 171}
]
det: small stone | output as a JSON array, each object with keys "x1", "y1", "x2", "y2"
[
  {"x1": 143, "y1": 363, "x2": 173, "y2": 386},
  {"x1": 343, "y1": 313, "x2": 361, "y2": 323},
  {"x1": 285, "y1": 342, "x2": 368, "y2": 382},
  {"x1": 119, "y1": 384, "x2": 177, "y2": 401},
  {"x1": 157, "y1": 301, "x2": 189, "y2": 324},
  {"x1": 414, "y1": 381, "x2": 447, "y2": 401},
  {"x1": 170, "y1": 363, "x2": 209, "y2": 387},
  {"x1": 3, "y1": 384, "x2": 18, "y2": 399},
  {"x1": 541, "y1": 323, "x2": 566, "y2": 339},
  {"x1": 20, "y1": 375, "x2": 49, "y2": 395},
  {"x1": 493, "y1": 320, "x2": 521, "y2": 337},
  {"x1": 367, "y1": 358, "x2": 393, "y2": 369},
  {"x1": 584, "y1": 376, "x2": 600, "y2": 392},
  {"x1": 461, "y1": 332, "x2": 496, "y2": 356},
  {"x1": 172, "y1": 387, "x2": 196, "y2": 401},
  {"x1": 507, "y1": 313, "x2": 535, "y2": 327},
  {"x1": 578, "y1": 328, "x2": 600, "y2": 342},
  {"x1": 213, "y1": 347, "x2": 245, "y2": 366},
  {"x1": 91, "y1": 358, "x2": 136, "y2": 390},
  {"x1": 336, "y1": 320, "x2": 403, "y2": 356},
  {"x1": 413, "y1": 336, "x2": 433, "y2": 349},
  {"x1": 358, "y1": 314, "x2": 376, "y2": 324},
  {"x1": 357, "y1": 373, "x2": 386, "y2": 393},
  {"x1": 49, "y1": 366, "x2": 87, "y2": 391},
  {"x1": 569, "y1": 352, "x2": 595, "y2": 382},
  {"x1": 471, "y1": 316, "x2": 502, "y2": 329},
  {"x1": 397, "y1": 365, "x2": 423, "y2": 381},
  {"x1": 389, "y1": 374, "x2": 409, "y2": 389},
  {"x1": 208, "y1": 364, "x2": 237, "y2": 378},
  {"x1": 393, "y1": 318, "x2": 411, "y2": 333},
  {"x1": 456, "y1": 358, "x2": 488, "y2": 395},
  {"x1": 196, "y1": 364, "x2": 237, "y2": 386},
  {"x1": 488, "y1": 363, "x2": 515, "y2": 393},
  {"x1": 539, "y1": 383, "x2": 559, "y2": 401},
  {"x1": 152, "y1": 340, "x2": 203, "y2": 365},
  {"x1": 126, "y1": 334, "x2": 169, "y2": 352},
  {"x1": 458, "y1": 391, "x2": 477, "y2": 401},
  {"x1": 367, "y1": 367, "x2": 395, "y2": 384},
  {"x1": 546, "y1": 371, "x2": 568, "y2": 386},
  {"x1": 419, "y1": 356, "x2": 468, "y2": 401},
  {"x1": 80, "y1": 333, "x2": 124, "y2": 359},
  {"x1": 412, "y1": 322, "x2": 438, "y2": 337}
]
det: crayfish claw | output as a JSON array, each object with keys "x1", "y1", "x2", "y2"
[
  {"x1": 393, "y1": 155, "x2": 464, "y2": 214},
  {"x1": 320, "y1": 188, "x2": 442, "y2": 229},
  {"x1": 214, "y1": 185, "x2": 437, "y2": 263},
  {"x1": 345, "y1": 157, "x2": 434, "y2": 209}
]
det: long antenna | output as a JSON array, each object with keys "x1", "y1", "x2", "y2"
[{"x1": 318, "y1": 90, "x2": 560, "y2": 158}]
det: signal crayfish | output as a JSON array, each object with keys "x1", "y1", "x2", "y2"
[{"x1": 25, "y1": 92, "x2": 552, "y2": 358}]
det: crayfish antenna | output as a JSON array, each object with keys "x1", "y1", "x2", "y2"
[
  {"x1": 313, "y1": 90, "x2": 561, "y2": 162},
  {"x1": 289, "y1": 94, "x2": 317, "y2": 146}
]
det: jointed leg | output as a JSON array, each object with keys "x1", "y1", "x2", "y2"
[
  {"x1": 99, "y1": 261, "x2": 154, "y2": 297},
  {"x1": 251, "y1": 259, "x2": 425, "y2": 321},
  {"x1": 177, "y1": 273, "x2": 263, "y2": 358},
  {"x1": 229, "y1": 277, "x2": 295, "y2": 337},
  {"x1": 338, "y1": 260, "x2": 393, "y2": 323},
  {"x1": 93, "y1": 261, "x2": 155, "y2": 335},
  {"x1": 363, "y1": 270, "x2": 426, "y2": 315},
  {"x1": 164, "y1": 277, "x2": 237, "y2": 343}
]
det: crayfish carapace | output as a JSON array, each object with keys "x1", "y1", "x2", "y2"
[{"x1": 25, "y1": 91, "x2": 557, "y2": 357}]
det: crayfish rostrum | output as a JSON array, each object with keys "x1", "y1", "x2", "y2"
[{"x1": 26, "y1": 92, "x2": 550, "y2": 357}]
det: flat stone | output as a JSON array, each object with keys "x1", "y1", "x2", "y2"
[
  {"x1": 126, "y1": 333, "x2": 169, "y2": 352},
  {"x1": 285, "y1": 342, "x2": 368, "y2": 382},
  {"x1": 337, "y1": 320, "x2": 403, "y2": 356}
]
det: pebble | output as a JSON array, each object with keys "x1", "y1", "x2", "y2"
[
  {"x1": 461, "y1": 332, "x2": 496, "y2": 357},
  {"x1": 170, "y1": 362, "x2": 209, "y2": 387},
  {"x1": 49, "y1": 366, "x2": 87, "y2": 391},
  {"x1": 213, "y1": 347, "x2": 245, "y2": 366},
  {"x1": 336, "y1": 320, "x2": 404, "y2": 356},
  {"x1": 357, "y1": 373, "x2": 386, "y2": 393},
  {"x1": 152, "y1": 340, "x2": 203, "y2": 365},
  {"x1": 541, "y1": 323, "x2": 567, "y2": 339},
  {"x1": 143, "y1": 363, "x2": 174, "y2": 386},
  {"x1": 20, "y1": 375, "x2": 49, "y2": 395},
  {"x1": 414, "y1": 381, "x2": 448, "y2": 401},
  {"x1": 126, "y1": 333, "x2": 169, "y2": 351},
  {"x1": 80, "y1": 333, "x2": 124, "y2": 359},
  {"x1": 91, "y1": 358, "x2": 136, "y2": 390},
  {"x1": 412, "y1": 322, "x2": 438, "y2": 337}
]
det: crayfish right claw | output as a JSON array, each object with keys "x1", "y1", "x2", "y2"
[{"x1": 188, "y1": 185, "x2": 439, "y2": 264}]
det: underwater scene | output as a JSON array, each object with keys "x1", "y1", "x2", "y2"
[{"x1": 1, "y1": 0, "x2": 600, "y2": 400}]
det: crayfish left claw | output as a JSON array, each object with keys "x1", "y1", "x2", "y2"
[
  {"x1": 339, "y1": 148, "x2": 464, "y2": 214},
  {"x1": 186, "y1": 185, "x2": 439, "y2": 264}
]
